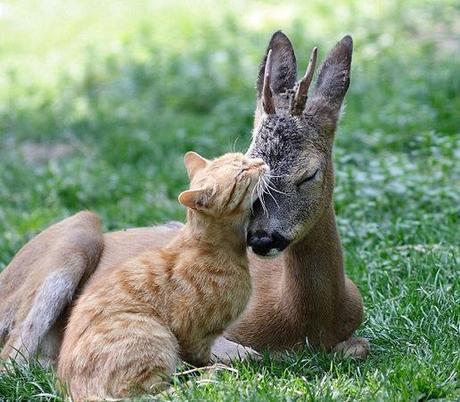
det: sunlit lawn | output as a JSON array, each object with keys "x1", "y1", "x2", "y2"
[{"x1": 0, "y1": 0, "x2": 459, "y2": 400}]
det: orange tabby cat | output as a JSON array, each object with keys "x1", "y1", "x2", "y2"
[{"x1": 57, "y1": 151, "x2": 268, "y2": 401}]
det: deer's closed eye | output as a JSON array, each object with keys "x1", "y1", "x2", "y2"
[{"x1": 297, "y1": 169, "x2": 319, "y2": 186}]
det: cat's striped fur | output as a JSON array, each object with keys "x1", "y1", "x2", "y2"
[{"x1": 57, "y1": 152, "x2": 267, "y2": 401}]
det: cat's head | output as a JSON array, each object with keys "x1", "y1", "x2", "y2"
[{"x1": 178, "y1": 152, "x2": 268, "y2": 220}]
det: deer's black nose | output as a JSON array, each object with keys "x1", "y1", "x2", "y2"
[{"x1": 247, "y1": 230, "x2": 290, "y2": 257}]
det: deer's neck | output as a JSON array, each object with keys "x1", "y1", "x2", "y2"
[{"x1": 281, "y1": 204, "x2": 345, "y2": 315}]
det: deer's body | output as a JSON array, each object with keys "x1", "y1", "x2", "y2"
[
  {"x1": 0, "y1": 32, "x2": 369, "y2": 365},
  {"x1": 0, "y1": 208, "x2": 365, "y2": 363},
  {"x1": 229, "y1": 205, "x2": 363, "y2": 351}
]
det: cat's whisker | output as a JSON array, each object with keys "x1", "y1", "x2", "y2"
[
  {"x1": 257, "y1": 180, "x2": 269, "y2": 216},
  {"x1": 258, "y1": 178, "x2": 270, "y2": 216},
  {"x1": 257, "y1": 186, "x2": 264, "y2": 215},
  {"x1": 264, "y1": 177, "x2": 288, "y2": 197},
  {"x1": 265, "y1": 182, "x2": 287, "y2": 195},
  {"x1": 266, "y1": 173, "x2": 287, "y2": 179},
  {"x1": 231, "y1": 136, "x2": 240, "y2": 153},
  {"x1": 258, "y1": 175, "x2": 281, "y2": 210},
  {"x1": 261, "y1": 175, "x2": 287, "y2": 196},
  {"x1": 250, "y1": 180, "x2": 260, "y2": 214},
  {"x1": 262, "y1": 181, "x2": 280, "y2": 210}
]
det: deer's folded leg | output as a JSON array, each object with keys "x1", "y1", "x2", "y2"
[
  {"x1": 211, "y1": 336, "x2": 261, "y2": 364},
  {"x1": 333, "y1": 336, "x2": 370, "y2": 359}
]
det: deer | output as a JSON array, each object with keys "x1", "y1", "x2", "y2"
[{"x1": 0, "y1": 31, "x2": 369, "y2": 367}]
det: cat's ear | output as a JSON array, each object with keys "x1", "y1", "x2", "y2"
[
  {"x1": 184, "y1": 151, "x2": 208, "y2": 180},
  {"x1": 178, "y1": 188, "x2": 211, "y2": 210}
]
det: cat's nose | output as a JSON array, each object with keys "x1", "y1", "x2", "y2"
[
  {"x1": 248, "y1": 158, "x2": 266, "y2": 170},
  {"x1": 252, "y1": 158, "x2": 265, "y2": 167},
  {"x1": 247, "y1": 230, "x2": 290, "y2": 257}
]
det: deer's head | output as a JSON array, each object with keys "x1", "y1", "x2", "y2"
[{"x1": 247, "y1": 32, "x2": 353, "y2": 257}]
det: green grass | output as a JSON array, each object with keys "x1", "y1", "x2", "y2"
[{"x1": 1, "y1": 0, "x2": 459, "y2": 400}]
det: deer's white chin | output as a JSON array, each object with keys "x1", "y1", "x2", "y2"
[{"x1": 252, "y1": 248, "x2": 282, "y2": 259}]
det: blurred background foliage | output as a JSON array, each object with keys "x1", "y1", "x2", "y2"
[
  {"x1": 0, "y1": 0, "x2": 459, "y2": 258},
  {"x1": 0, "y1": 0, "x2": 459, "y2": 259},
  {"x1": 0, "y1": 1, "x2": 459, "y2": 400}
]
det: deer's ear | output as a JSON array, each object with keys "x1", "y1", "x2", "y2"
[
  {"x1": 184, "y1": 151, "x2": 208, "y2": 180},
  {"x1": 178, "y1": 188, "x2": 211, "y2": 210},
  {"x1": 257, "y1": 31, "x2": 297, "y2": 97},
  {"x1": 305, "y1": 36, "x2": 353, "y2": 129}
]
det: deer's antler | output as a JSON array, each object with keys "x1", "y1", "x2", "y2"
[
  {"x1": 290, "y1": 47, "x2": 318, "y2": 116},
  {"x1": 262, "y1": 49, "x2": 276, "y2": 115}
]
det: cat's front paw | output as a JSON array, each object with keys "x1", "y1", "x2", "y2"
[
  {"x1": 332, "y1": 336, "x2": 370, "y2": 359},
  {"x1": 211, "y1": 337, "x2": 260, "y2": 364}
]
